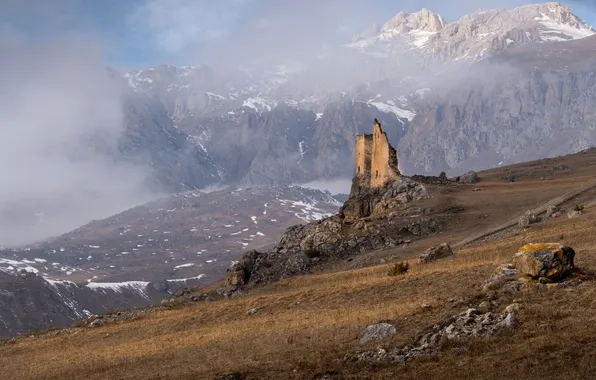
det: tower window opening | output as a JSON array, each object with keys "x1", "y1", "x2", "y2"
[
  {"x1": 376, "y1": 170, "x2": 379, "y2": 178},
  {"x1": 357, "y1": 166, "x2": 361, "y2": 173}
]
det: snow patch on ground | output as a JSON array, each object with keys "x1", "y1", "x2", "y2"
[
  {"x1": 86, "y1": 281, "x2": 151, "y2": 299},
  {"x1": 167, "y1": 274, "x2": 206, "y2": 283},
  {"x1": 242, "y1": 97, "x2": 277, "y2": 112},
  {"x1": 370, "y1": 101, "x2": 416, "y2": 121},
  {"x1": 174, "y1": 263, "x2": 195, "y2": 269}
]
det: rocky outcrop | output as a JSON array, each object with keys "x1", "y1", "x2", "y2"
[
  {"x1": 341, "y1": 177, "x2": 428, "y2": 220},
  {"x1": 347, "y1": 305, "x2": 518, "y2": 364},
  {"x1": 513, "y1": 243, "x2": 576, "y2": 281},
  {"x1": 419, "y1": 243, "x2": 454, "y2": 263},
  {"x1": 227, "y1": 176, "x2": 440, "y2": 289}
]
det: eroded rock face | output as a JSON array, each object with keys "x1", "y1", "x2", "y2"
[
  {"x1": 226, "y1": 178, "x2": 441, "y2": 288},
  {"x1": 419, "y1": 243, "x2": 454, "y2": 263},
  {"x1": 513, "y1": 243, "x2": 575, "y2": 281},
  {"x1": 341, "y1": 177, "x2": 428, "y2": 220}
]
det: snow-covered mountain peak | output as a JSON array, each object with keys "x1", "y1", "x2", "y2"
[
  {"x1": 349, "y1": 2, "x2": 594, "y2": 61},
  {"x1": 380, "y1": 8, "x2": 446, "y2": 34}
]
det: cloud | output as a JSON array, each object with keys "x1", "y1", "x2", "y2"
[
  {"x1": 128, "y1": 0, "x2": 256, "y2": 53},
  {"x1": 0, "y1": 34, "x2": 153, "y2": 247}
]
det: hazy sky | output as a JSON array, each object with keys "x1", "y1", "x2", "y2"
[{"x1": 1, "y1": 0, "x2": 595, "y2": 68}]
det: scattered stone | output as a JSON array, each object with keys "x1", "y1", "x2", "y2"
[
  {"x1": 482, "y1": 263, "x2": 519, "y2": 291},
  {"x1": 507, "y1": 176, "x2": 516, "y2": 183},
  {"x1": 504, "y1": 303, "x2": 521, "y2": 314},
  {"x1": 246, "y1": 307, "x2": 264, "y2": 316},
  {"x1": 567, "y1": 210, "x2": 583, "y2": 218},
  {"x1": 518, "y1": 211, "x2": 540, "y2": 228},
  {"x1": 498, "y1": 312, "x2": 516, "y2": 328},
  {"x1": 553, "y1": 164, "x2": 569, "y2": 171},
  {"x1": 513, "y1": 243, "x2": 575, "y2": 281},
  {"x1": 545, "y1": 205, "x2": 559, "y2": 218},
  {"x1": 88, "y1": 319, "x2": 102, "y2": 328},
  {"x1": 348, "y1": 306, "x2": 515, "y2": 363},
  {"x1": 419, "y1": 243, "x2": 454, "y2": 263},
  {"x1": 359, "y1": 323, "x2": 397, "y2": 344},
  {"x1": 478, "y1": 301, "x2": 491, "y2": 312},
  {"x1": 160, "y1": 298, "x2": 176, "y2": 306}
]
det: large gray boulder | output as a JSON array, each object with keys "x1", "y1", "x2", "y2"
[{"x1": 359, "y1": 323, "x2": 397, "y2": 344}]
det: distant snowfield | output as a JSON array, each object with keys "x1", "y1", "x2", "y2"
[{"x1": 294, "y1": 178, "x2": 351, "y2": 196}]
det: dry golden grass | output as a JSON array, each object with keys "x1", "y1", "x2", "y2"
[
  {"x1": 6, "y1": 151, "x2": 596, "y2": 379},
  {"x1": 3, "y1": 211, "x2": 596, "y2": 380}
]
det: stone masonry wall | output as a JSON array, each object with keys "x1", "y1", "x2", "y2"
[{"x1": 370, "y1": 119, "x2": 400, "y2": 187}]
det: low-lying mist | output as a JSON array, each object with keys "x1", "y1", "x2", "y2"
[{"x1": 0, "y1": 37, "x2": 155, "y2": 247}]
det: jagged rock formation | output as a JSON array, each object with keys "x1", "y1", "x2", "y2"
[{"x1": 341, "y1": 177, "x2": 428, "y2": 220}]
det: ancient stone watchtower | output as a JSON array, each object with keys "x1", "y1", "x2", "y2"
[{"x1": 350, "y1": 119, "x2": 400, "y2": 198}]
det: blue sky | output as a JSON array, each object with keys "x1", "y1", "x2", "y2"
[{"x1": 2, "y1": 0, "x2": 595, "y2": 69}]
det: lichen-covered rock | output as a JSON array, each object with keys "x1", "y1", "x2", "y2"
[
  {"x1": 481, "y1": 263, "x2": 519, "y2": 291},
  {"x1": 513, "y1": 243, "x2": 575, "y2": 281},
  {"x1": 419, "y1": 243, "x2": 454, "y2": 263},
  {"x1": 359, "y1": 323, "x2": 397, "y2": 344}
]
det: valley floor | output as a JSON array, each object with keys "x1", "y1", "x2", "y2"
[{"x1": 4, "y1": 151, "x2": 596, "y2": 379}]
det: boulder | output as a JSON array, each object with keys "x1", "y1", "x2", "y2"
[
  {"x1": 513, "y1": 243, "x2": 575, "y2": 281},
  {"x1": 419, "y1": 243, "x2": 454, "y2": 263},
  {"x1": 545, "y1": 205, "x2": 559, "y2": 218},
  {"x1": 458, "y1": 170, "x2": 478, "y2": 184},
  {"x1": 359, "y1": 323, "x2": 396, "y2": 344},
  {"x1": 518, "y1": 211, "x2": 540, "y2": 228}
]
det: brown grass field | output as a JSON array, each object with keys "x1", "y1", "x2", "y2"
[{"x1": 4, "y1": 151, "x2": 596, "y2": 379}]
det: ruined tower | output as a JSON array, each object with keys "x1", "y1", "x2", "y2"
[
  {"x1": 370, "y1": 119, "x2": 400, "y2": 187},
  {"x1": 349, "y1": 119, "x2": 400, "y2": 198}
]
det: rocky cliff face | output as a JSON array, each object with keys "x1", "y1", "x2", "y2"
[{"x1": 399, "y1": 35, "x2": 596, "y2": 174}]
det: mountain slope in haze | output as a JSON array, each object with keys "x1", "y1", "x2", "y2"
[
  {"x1": 0, "y1": 186, "x2": 342, "y2": 285},
  {"x1": 0, "y1": 271, "x2": 163, "y2": 338},
  {"x1": 399, "y1": 34, "x2": 596, "y2": 174},
  {"x1": 115, "y1": 2, "x2": 596, "y2": 187}
]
